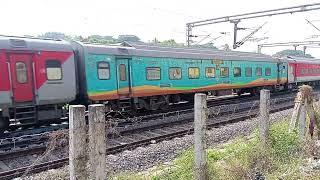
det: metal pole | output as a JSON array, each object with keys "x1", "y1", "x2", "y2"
[
  {"x1": 232, "y1": 21, "x2": 239, "y2": 49},
  {"x1": 258, "y1": 45, "x2": 262, "y2": 53},
  {"x1": 186, "y1": 24, "x2": 192, "y2": 46}
]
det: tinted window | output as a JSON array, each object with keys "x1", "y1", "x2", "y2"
[
  {"x1": 16, "y1": 62, "x2": 27, "y2": 83},
  {"x1": 205, "y1": 67, "x2": 215, "y2": 78},
  {"x1": 98, "y1": 62, "x2": 110, "y2": 80},
  {"x1": 233, "y1": 67, "x2": 241, "y2": 77},
  {"x1": 147, "y1": 67, "x2": 161, "y2": 80},
  {"x1": 245, "y1": 67, "x2": 252, "y2": 77},
  {"x1": 256, "y1": 67, "x2": 262, "y2": 76},
  {"x1": 188, "y1": 67, "x2": 200, "y2": 79},
  {"x1": 169, "y1": 67, "x2": 182, "y2": 80},
  {"x1": 46, "y1": 60, "x2": 62, "y2": 80},
  {"x1": 265, "y1": 67, "x2": 271, "y2": 76},
  {"x1": 220, "y1": 67, "x2": 229, "y2": 77},
  {"x1": 119, "y1": 64, "x2": 126, "y2": 81}
]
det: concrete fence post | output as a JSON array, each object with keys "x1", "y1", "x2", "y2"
[
  {"x1": 259, "y1": 89, "x2": 270, "y2": 146},
  {"x1": 289, "y1": 92, "x2": 303, "y2": 132},
  {"x1": 88, "y1": 104, "x2": 106, "y2": 180},
  {"x1": 69, "y1": 105, "x2": 88, "y2": 180},
  {"x1": 194, "y1": 93, "x2": 208, "y2": 180},
  {"x1": 299, "y1": 99, "x2": 307, "y2": 140}
]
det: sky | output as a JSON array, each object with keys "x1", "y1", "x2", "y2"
[{"x1": 1, "y1": 0, "x2": 320, "y2": 57}]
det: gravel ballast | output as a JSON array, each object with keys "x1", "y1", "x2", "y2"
[{"x1": 18, "y1": 108, "x2": 293, "y2": 180}]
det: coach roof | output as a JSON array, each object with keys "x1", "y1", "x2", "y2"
[
  {"x1": 281, "y1": 56, "x2": 320, "y2": 64},
  {"x1": 0, "y1": 35, "x2": 73, "y2": 52},
  {"x1": 121, "y1": 42, "x2": 279, "y2": 62},
  {"x1": 74, "y1": 41, "x2": 281, "y2": 62},
  {"x1": 80, "y1": 42, "x2": 134, "y2": 56}
]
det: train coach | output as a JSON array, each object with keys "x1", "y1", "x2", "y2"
[
  {"x1": 1, "y1": 35, "x2": 320, "y2": 133},
  {"x1": 285, "y1": 56, "x2": 320, "y2": 88},
  {"x1": 72, "y1": 42, "x2": 288, "y2": 111},
  {"x1": 0, "y1": 36, "x2": 76, "y2": 131}
]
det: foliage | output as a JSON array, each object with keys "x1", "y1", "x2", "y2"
[
  {"x1": 38, "y1": 32, "x2": 138, "y2": 44},
  {"x1": 274, "y1": 49, "x2": 313, "y2": 58},
  {"x1": 37, "y1": 32, "x2": 220, "y2": 49},
  {"x1": 268, "y1": 119, "x2": 299, "y2": 158},
  {"x1": 157, "y1": 39, "x2": 184, "y2": 47},
  {"x1": 117, "y1": 35, "x2": 141, "y2": 43},
  {"x1": 86, "y1": 35, "x2": 115, "y2": 44},
  {"x1": 38, "y1": 32, "x2": 66, "y2": 39},
  {"x1": 112, "y1": 120, "x2": 318, "y2": 180},
  {"x1": 191, "y1": 43, "x2": 218, "y2": 49}
]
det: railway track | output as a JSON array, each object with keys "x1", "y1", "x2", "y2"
[
  {"x1": 1, "y1": 94, "x2": 253, "y2": 139},
  {"x1": 1, "y1": 91, "x2": 292, "y2": 139},
  {"x1": 0, "y1": 93, "x2": 304, "y2": 179},
  {"x1": 0, "y1": 92, "x2": 295, "y2": 152}
]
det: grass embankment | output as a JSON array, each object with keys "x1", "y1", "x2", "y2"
[{"x1": 113, "y1": 120, "x2": 320, "y2": 179}]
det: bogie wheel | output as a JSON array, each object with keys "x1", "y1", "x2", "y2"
[{"x1": 159, "y1": 96, "x2": 169, "y2": 110}]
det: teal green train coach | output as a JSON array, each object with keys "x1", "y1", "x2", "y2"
[{"x1": 72, "y1": 42, "x2": 290, "y2": 110}]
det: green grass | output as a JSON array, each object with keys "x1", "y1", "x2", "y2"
[{"x1": 112, "y1": 119, "x2": 320, "y2": 180}]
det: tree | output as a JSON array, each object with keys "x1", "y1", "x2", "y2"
[
  {"x1": 158, "y1": 39, "x2": 184, "y2": 47},
  {"x1": 39, "y1": 32, "x2": 66, "y2": 39},
  {"x1": 274, "y1": 49, "x2": 313, "y2": 58},
  {"x1": 191, "y1": 43, "x2": 218, "y2": 49},
  {"x1": 87, "y1": 35, "x2": 115, "y2": 44},
  {"x1": 117, "y1": 35, "x2": 141, "y2": 42}
]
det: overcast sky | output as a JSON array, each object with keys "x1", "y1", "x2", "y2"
[{"x1": 2, "y1": 0, "x2": 320, "y2": 57}]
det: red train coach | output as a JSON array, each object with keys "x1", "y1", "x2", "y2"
[
  {"x1": 0, "y1": 36, "x2": 77, "y2": 131},
  {"x1": 286, "y1": 56, "x2": 320, "y2": 88}
]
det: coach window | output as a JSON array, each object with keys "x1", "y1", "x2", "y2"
[
  {"x1": 245, "y1": 67, "x2": 252, "y2": 77},
  {"x1": 119, "y1": 64, "x2": 126, "y2": 81},
  {"x1": 147, "y1": 67, "x2": 161, "y2": 80},
  {"x1": 16, "y1": 62, "x2": 28, "y2": 83},
  {"x1": 46, "y1": 60, "x2": 62, "y2": 80},
  {"x1": 169, "y1": 67, "x2": 182, "y2": 80},
  {"x1": 188, "y1": 67, "x2": 200, "y2": 79},
  {"x1": 205, "y1": 67, "x2": 215, "y2": 78},
  {"x1": 265, "y1": 67, "x2": 271, "y2": 76},
  {"x1": 256, "y1": 67, "x2": 262, "y2": 76},
  {"x1": 220, "y1": 67, "x2": 229, "y2": 77},
  {"x1": 233, "y1": 67, "x2": 241, "y2": 77},
  {"x1": 97, "y1": 62, "x2": 110, "y2": 80}
]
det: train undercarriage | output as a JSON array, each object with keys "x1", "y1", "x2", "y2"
[{"x1": 1, "y1": 81, "x2": 320, "y2": 134}]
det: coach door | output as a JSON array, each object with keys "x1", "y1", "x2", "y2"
[
  {"x1": 9, "y1": 54, "x2": 34, "y2": 103},
  {"x1": 116, "y1": 58, "x2": 130, "y2": 97},
  {"x1": 288, "y1": 64, "x2": 297, "y2": 83}
]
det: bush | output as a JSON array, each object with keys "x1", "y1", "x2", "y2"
[{"x1": 268, "y1": 120, "x2": 299, "y2": 160}]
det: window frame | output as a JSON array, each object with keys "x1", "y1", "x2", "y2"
[
  {"x1": 220, "y1": 67, "x2": 229, "y2": 78},
  {"x1": 119, "y1": 64, "x2": 127, "y2": 81},
  {"x1": 15, "y1": 61, "x2": 28, "y2": 84},
  {"x1": 46, "y1": 59, "x2": 63, "y2": 81},
  {"x1": 97, "y1": 61, "x2": 110, "y2": 80},
  {"x1": 245, "y1": 67, "x2": 252, "y2": 77},
  {"x1": 205, "y1": 67, "x2": 216, "y2": 78},
  {"x1": 233, "y1": 67, "x2": 241, "y2": 77},
  {"x1": 256, "y1": 67, "x2": 262, "y2": 76},
  {"x1": 146, "y1": 67, "x2": 161, "y2": 80},
  {"x1": 169, "y1": 67, "x2": 182, "y2": 80},
  {"x1": 265, "y1": 67, "x2": 271, "y2": 76},
  {"x1": 188, "y1": 67, "x2": 200, "y2": 79}
]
